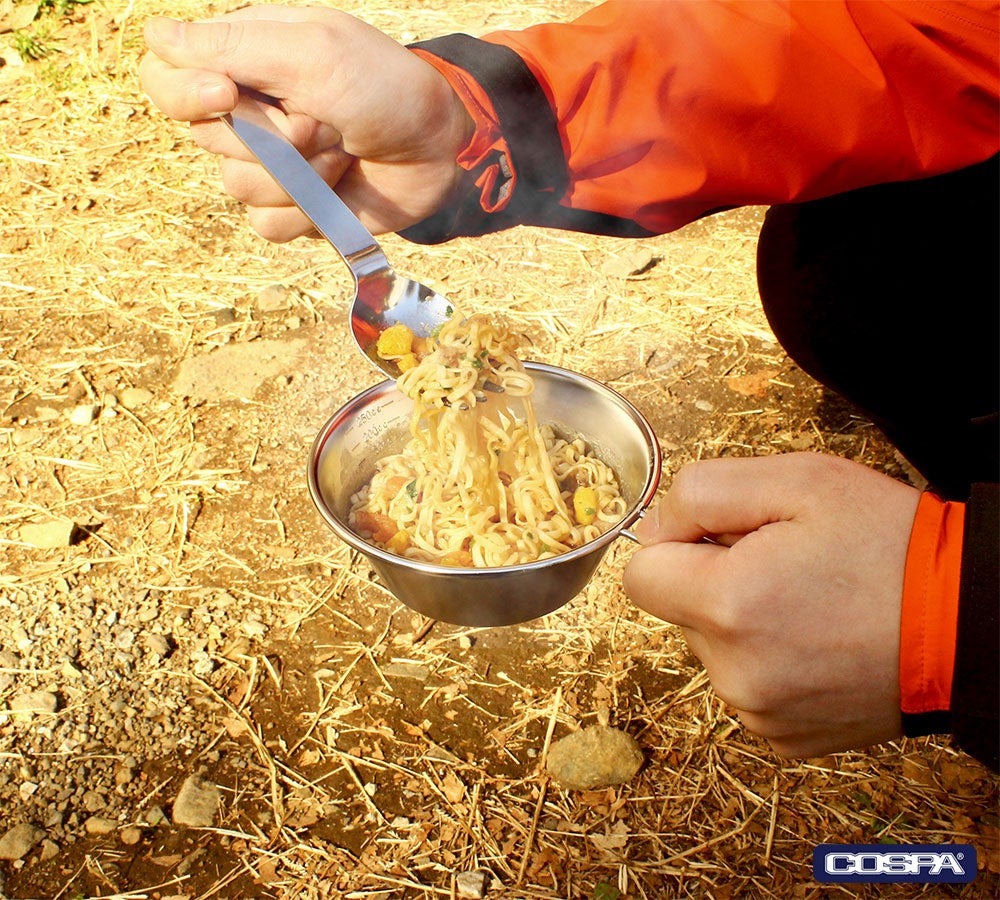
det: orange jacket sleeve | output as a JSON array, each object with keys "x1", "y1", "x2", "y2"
[{"x1": 404, "y1": 0, "x2": 999, "y2": 241}]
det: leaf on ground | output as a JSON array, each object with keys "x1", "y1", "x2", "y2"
[
  {"x1": 723, "y1": 369, "x2": 779, "y2": 397},
  {"x1": 594, "y1": 882, "x2": 621, "y2": 900}
]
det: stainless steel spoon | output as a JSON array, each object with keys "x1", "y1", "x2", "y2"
[{"x1": 221, "y1": 94, "x2": 456, "y2": 379}]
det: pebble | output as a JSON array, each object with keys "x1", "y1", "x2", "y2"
[
  {"x1": 178, "y1": 847, "x2": 206, "y2": 875},
  {"x1": 381, "y1": 661, "x2": 430, "y2": 681},
  {"x1": 18, "y1": 519, "x2": 76, "y2": 549},
  {"x1": 68, "y1": 403, "x2": 100, "y2": 426},
  {"x1": 455, "y1": 869, "x2": 491, "y2": 898},
  {"x1": 145, "y1": 634, "x2": 171, "y2": 657},
  {"x1": 118, "y1": 387, "x2": 154, "y2": 408},
  {"x1": 172, "y1": 775, "x2": 220, "y2": 827},
  {"x1": 115, "y1": 628, "x2": 136, "y2": 651},
  {"x1": 82, "y1": 790, "x2": 107, "y2": 812},
  {"x1": 256, "y1": 283, "x2": 291, "y2": 312},
  {"x1": 0, "y1": 824, "x2": 45, "y2": 860},
  {"x1": 84, "y1": 816, "x2": 117, "y2": 835},
  {"x1": 9, "y1": 690, "x2": 58, "y2": 718},
  {"x1": 141, "y1": 805, "x2": 169, "y2": 826},
  {"x1": 212, "y1": 307, "x2": 237, "y2": 326},
  {"x1": 61, "y1": 661, "x2": 83, "y2": 680},
  {"x1": 545, "y1": 725, "x2": 644, "y2": 791},
  {"x1": 120, "y1": 826, "x2": 143, "y2": 846}
]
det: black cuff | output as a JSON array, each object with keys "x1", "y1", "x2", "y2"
[
  {"x1": 950, "y1": 482, "x2": 999, "y2": 771},
  {"x1": 902, "y1": 710, "x2": 952, "y2": 738},
  {"x1": 401, "y1": 34, "x2": 655, "y2": 243}
]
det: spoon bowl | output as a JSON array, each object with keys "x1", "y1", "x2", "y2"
[{"x1": 222, "y1": 95, "x2": 455, "y2": 378}]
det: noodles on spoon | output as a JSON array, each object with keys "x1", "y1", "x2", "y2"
[{"x1": 347, "y1": 315, "x2": 626, "y2": 567}]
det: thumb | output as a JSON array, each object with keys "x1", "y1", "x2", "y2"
[
  {"x1": 144, "y1": 15, "x2": 286, "y2": 80},
  {"x1": 141, "y1": 18, "x2": 241, "y2": 119},
  {"x1": 143, "y1": 16, "x2": 328, "y2": 117},
  {"x1": 634, "y1": 455, "x2": 810, "y2": 545}
]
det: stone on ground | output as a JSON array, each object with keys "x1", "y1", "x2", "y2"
[
  {"x1": 545, "y1": 725, "x2": 643, "y2": 790},
  {"x1": 172, "y1": 775, "x2": 220, "y2": 827},
  {"x1": 0, "y1": 823, "x2": 45, "y2": 860}
]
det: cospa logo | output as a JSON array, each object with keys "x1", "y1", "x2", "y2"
[{"x1": 813, "y1": 844, "x2": 977, "y2": 884}]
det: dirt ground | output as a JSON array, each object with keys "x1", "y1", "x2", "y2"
[{"x1": 1, "y1": 1, "x2": 997, "y2": 899}]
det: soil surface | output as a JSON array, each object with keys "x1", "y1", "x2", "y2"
[{"x1": 1, "y1": 2, "x2": 997, "y2": 899}]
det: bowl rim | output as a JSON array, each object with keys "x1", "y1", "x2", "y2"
[{"x1": 307, "y1": 361, "x2": 662, "y2": 576}]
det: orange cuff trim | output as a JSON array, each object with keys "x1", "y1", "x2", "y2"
[
  {"x1": 409, "y1": 48, "x2": 516, "y2": 213},
  {"x1": 899, "y1": 491, "x2": 965, "y2": 715}
]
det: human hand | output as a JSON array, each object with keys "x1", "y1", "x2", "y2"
[
  {"x1": 139, "y1": 6, "x2": 472, "y2": 241},
  {"x1": 623, "y1": 452, "x2": 921, "y2": 758}
]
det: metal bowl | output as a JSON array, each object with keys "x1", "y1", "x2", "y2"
[{"x1": 307, "y1": 363, "x2": 661, "y2": 626}]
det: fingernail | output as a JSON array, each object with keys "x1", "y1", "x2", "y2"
[
  {"x1": 146, "y1": 17, "x2": 183, "y2": 47},
  {"x1": 199, "y1": 81, "x2": 233, "y2": 113}
]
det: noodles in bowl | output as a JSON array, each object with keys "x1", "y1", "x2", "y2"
[
  {"x1": 347, "y1": 315, "x2": 627, "y2": 567},
  {"x1": 307, "y1": 320, "x2": 661, "y2": 626}
]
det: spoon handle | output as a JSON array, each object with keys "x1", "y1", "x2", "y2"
[{"x1": 222, "y1": 95, "x2": 390, "y2": 278}]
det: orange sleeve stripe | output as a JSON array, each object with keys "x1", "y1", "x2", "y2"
[{"x1": 899, "y1": 492, "x2": 965, "y2": 715}]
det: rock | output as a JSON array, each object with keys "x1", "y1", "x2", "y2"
[
  {"x1": 39, "y1": 839, "x2": 60, "y2": 861},
  {"x1": 61, "y1": 661, "x2": 82, "y2": 680},
  {"x1": 0, "y1": 823, "x2": 45, "y2": 860},
  {"x1": 241, "y1": 620, "x2": 267, "y2": 639},
  {"x1": 145, "y1": 634, "x2": 171, "y2": 657},
  {"x1": 118, "y1": 387, "x2": 154, "y2": 408},
  {"x1": 141, "y1": 805, "x2": 169, "y2": 827},
  {"x1": 545, "y1": 725, "x2": 643, "y2": 791},
  {"x1": 9, "y1": 690, "x2": 58, "y2": 718},
  {"x1": 68, "y1": 403, "x2": 100, "y2": 425},
  {"x1": 19, "y1": 519, "x2": 76, "y2": 549},
  {"x1": 381, "y1": 661, "x2": 430, "y2": 681},
  {"x1": 455, "y1": 869, "x2": 491, "y2": 898},
  {"x1": 82, "y1": 790, "x2": 107, "y2": 812},
  {"x1": 5, "y1": 2, "x2": 40, "y2": 31},
  {"x1": 84, "y1": 816, "x2": 117, "y2": 835},
  {"x1": 120, "y1": 826, "x2": 143, "y2": 846},
  {"x1": 0, "y1": 650, "x2": 18, "y2": 692},
  {"x1": 114, "y1": 628, "x2": 136, "y2": 651},
  {"x1": 212, "y1": 307, "x2": 237, "y2": 326},
  {"x1": 178, "y1": 847, "x2": 207, "y2": 875},
  {"x1": 256, "y1": 283, "x2": 291, "y2": 312},
  {"x1": 172, "y1": 775, "x2": 220, "y2": 827}
]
